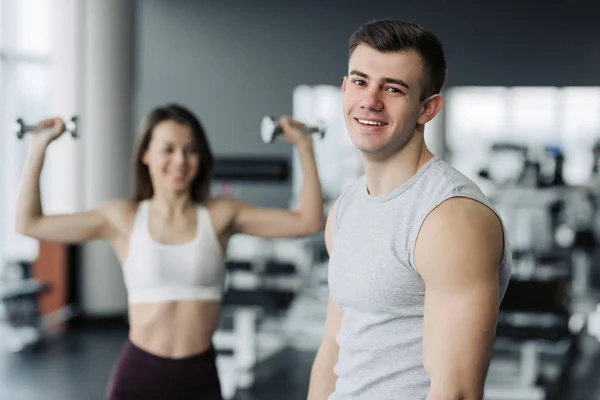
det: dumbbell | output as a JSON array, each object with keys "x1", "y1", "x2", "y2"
[
  {"x1": 15, "y1": 115, "x2": 80, "y2": 140},
  {"x1": 260, "y1": 116, "x2": 325, "y2": 144}
]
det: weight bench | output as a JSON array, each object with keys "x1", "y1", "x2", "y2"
[
  {"x1": 214, "y1": 260, "x2": 300, "y2": 399},
  {"x1": 215, "y1": 289, "x2": 290, "y2": 400},
  {"x1": 0, "y1": 279, "x2": 51, "y2": 352}
]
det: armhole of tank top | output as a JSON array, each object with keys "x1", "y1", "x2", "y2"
[
  {"x1": 447, "y1": 193, "x2": 509, "y2": 267},
  {"x1": 408, "y1": 193, "x2": 509, "y2": 273},
  {"x1": 124, "y1": 201, "x2": 147, "y2": 265},
  {"x1": 131, "y1": 201, "x2": 148, "y2": 237},
  {"x1": 471, "y1": 198, "x2": 509, "y2": 266},
  {"x1": 195, "y1": 205, "x2": 205, "y2": 241},
  {"x1": 408, "y1": 194, "x2": 460, "y2": 275},
  {"x1": 199, "y1": 206, "x2": 223, "y2": 257},
  {"x1": 139, "y1": 200, "x2": 150, "y2": 224},
  {"x1": 330, "y1": 178, "x2": 362, "y2": 248},
  {"x1": 331, "y1": 190, "x2": 347, "y2": 247}
]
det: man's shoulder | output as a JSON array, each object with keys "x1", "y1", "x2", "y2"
[
  {"x1": 430, "y1": 196, "x2": 499, "y2": 225},
  {"x1": 417, "y1": 159, "x2": 501, "y2": 240},
  {"x1": 430, "y1": 158, "x2": 479, "y2": 188},
  {"x1": 425, "y1": 158, "x2": 492, "y2": 203}
]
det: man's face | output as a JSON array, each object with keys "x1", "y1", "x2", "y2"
[{"x1": 342, "y1": 45, "x2": 427, "y2": 159}]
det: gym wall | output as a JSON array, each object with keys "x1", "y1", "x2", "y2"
[
  {"x1": 132, "y1": 0, "x2": 599, "y2": 207},
  {"x1": 133, "y1": 0, "x2": 600, "y2": 152},
  {"x1": 10, "y1": 0, "x2": 597, "y2": 319}
]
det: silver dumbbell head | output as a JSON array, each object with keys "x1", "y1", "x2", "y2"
[
  {"x1": 67, "y1": 115, "x2": 79, "y2": 138},
  {"x1": 261, "y1": 116, "x2": 278, "y2": 144},
  {"x1": 14, "y1": 118, "x2": 26, "y2": 139}
]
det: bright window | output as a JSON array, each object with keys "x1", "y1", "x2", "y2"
[
  {"x1": 0, "y1": 0, "x2": 53, "y2": 265},
  {"x1": 446, "y1": 86, "x2": 600, "y2": 188}
]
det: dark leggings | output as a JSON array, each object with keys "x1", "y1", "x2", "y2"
[{"x1": 106, "y1": 340, "x2": 222, "y2": 400}]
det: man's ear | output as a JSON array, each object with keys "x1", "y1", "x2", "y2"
[
  {"x1": 341, "y1": 76, "x2": 348, "y2": 92},
  {"x1": 418, "y1": 94, "x2": 444, "y2": 125}
]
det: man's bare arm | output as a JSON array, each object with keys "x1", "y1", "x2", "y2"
[
  {"x1": 307, "y1": 200, "x2": 341, "y2": 399},
  {"x1": 307, "y1": 296, "x2": 342, "y2": 399},
  {"x1": 415, "y1": 197, "x2": 504, "y2": 400}
]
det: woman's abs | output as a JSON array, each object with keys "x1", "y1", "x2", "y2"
[{"x1": 127, "y1": 300, "x2": 221, "y2": 359}]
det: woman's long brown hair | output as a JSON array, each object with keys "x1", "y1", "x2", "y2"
[{"x1": 132, "y1": 104, "x2": 214, "y2": 203}]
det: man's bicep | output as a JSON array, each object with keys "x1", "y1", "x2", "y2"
[
  {"x1": 422, "y1": 270, "x2": 499, "y2": 394},
  {"x1": 415, "y1": 198, "x2": 503, "y2": 397}
]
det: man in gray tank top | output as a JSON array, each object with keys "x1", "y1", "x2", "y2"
[{"x1": 307, "y1": 20, "x2": 512, "y2": 400}]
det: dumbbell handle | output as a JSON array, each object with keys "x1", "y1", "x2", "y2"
[
  {"x1": 17, "y1": 122, "x2": 76, "y2": 132},
  {"x1": 15, "y1": 116, "x2": 79, "y2": 140},
  {"x1": 272, "y1": 124, "x2": 324, "y2": 136},
  {"x1": 261, "y1": 116, "x2": 325, "y2": 144}
]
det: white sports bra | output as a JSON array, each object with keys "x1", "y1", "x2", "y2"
[{"x1": 123, "y1": 200, "x2": 225, "y2": 304}]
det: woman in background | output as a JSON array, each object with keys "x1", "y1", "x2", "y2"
[{"x1": 15, "y1": 104, "x2": 325, "y2": 400}]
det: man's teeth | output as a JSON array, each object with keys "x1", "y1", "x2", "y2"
[{"x1": 358, "y1": 119, "x2": 386, "y2": 126}]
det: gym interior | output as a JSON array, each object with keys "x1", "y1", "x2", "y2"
[{"x1": 1, "y1": 1, "x2": 600, "y2": 399}]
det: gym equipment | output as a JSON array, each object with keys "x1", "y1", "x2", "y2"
[
  {"x1": 208, "y1": 155, "x2": 319, "y2": 399},
  {"x1": 0, "y1": 278, "x2": 78, "y2": 352},
  {"x1": 213, "y1": 234, "x2": 314, "y2": 400},
  {"x1": 15, "y1": 115, "x2": 80, "y2": 140},
  {"x1": 588, "y1": 304, "x2": 600, "y2": 341},
  {"x1": 0, "y1": 278, "x2": 50, "y2": 352},
  {"x1": 215, "y1": 266, "x2": 296, "y2": 400},
  {"x1": 473, "y1": 140, "x2": 600, "y2": 399},
  {"x1": 260, "y1": 116, "x2": 325, "y2": 144},
  {"x1": 213, "y1": 157, "x2": 290, "y2": 182},
  {"x1": 479, "y1": 142, "x2": 567, "y2": 189},
  {"x1": 0, "y1": 258, "x2": 79, "y2": 353},
  {"x1": 484, "y1": 337, "x2": 571, "y2": 400}
]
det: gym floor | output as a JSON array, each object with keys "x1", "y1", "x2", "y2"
[{"x1": 0, "y1": 321, "x2": 599, "y2": 400}]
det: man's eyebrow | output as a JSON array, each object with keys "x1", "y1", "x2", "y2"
[{"x1": 349, "y1": 69, "x2": 410, "y2": 90}]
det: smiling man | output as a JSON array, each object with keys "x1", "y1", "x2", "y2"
[{"x1": 307, "y1": 20, "x2": 512, "y2": 400}]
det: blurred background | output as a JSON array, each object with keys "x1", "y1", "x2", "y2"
[{"x1": 1, "y1": 0, "x2": 600, "y2": 399}]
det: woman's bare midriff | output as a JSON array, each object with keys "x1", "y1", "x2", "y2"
[
  {"x1": 128, "y1": 300, "x2": 221, "y2": 359},
  {"x1": 110, "y1": 200, "x2": 233, "y2": 359}
]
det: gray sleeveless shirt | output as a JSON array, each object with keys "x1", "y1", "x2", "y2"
[{"x1": 328, "y1": 156, "x2": 512, "y2": 399}]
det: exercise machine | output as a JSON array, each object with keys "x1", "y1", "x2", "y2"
[
  {"x1": 478, "y1": 142, "x2": 600, "y2": 399},
  {"x1": 214, "y1": 235, "x2": 312, "y2": 399},
  {"x1": 0, "y1": 260, "x2": 78, "y2": 353}
]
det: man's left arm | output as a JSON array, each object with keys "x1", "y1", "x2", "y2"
[{"x1": 415, "y1": 197, "x2": 504, "y2": 400}]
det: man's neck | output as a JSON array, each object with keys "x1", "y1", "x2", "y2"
[{"x1": 363, "y1": 136, "x2": 434, "y2": 198}]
